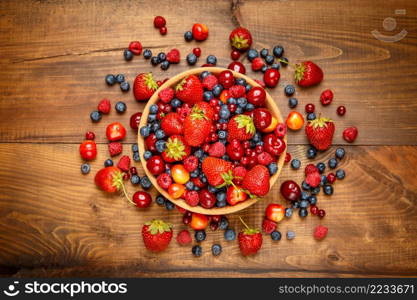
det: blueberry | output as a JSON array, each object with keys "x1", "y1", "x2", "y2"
[
  {"x1": 115, "y1": 74, "x2": 125, "y2": 83},
  {"x1": 284, "y1": 84, "x2": 295, "y2": 96},
  {"x1": 245, "y1": 103, "x2": 255, "y2": 111},
  {"x1": 115, "y1": 101, "x2": 127, "y2": 113},
  {"x1": 157, "y1": 52, "x2": 166, "y2": 62},
  {"x1": 260, "y1": 48, "x2": 268, "y2": 58},
  {"x1": 261, "y1": 65, "x2": 268, "y2": 73},
  {"x1": 185, "y1": 181, "x2": 195, "y2": 190},
  {"x1": 308, "y1": 195, "x2": 317, "y2": 205},
  {"x1": 328, "y1": 158, "x2": 338, "y2": 169},
  {"x1": 245, "y1": 84, "x2": 252, "y2": 93},
  {"x1": 199, "y1": 174, "x2": 207, "y2": 183},
  {"x1": 265, "y1": 55, "x2": 274, "y2": 65},
  {"x1": 90, "y1": 111, "x2": 102, "y2": 122},
  {"x1": 235, "y1": 107, "x2": 243, "y2": 114},
  {"x1": 285, "y1": 208, "x2": 293, "y2": 218},
  {"x1": 105, "y1": 74, "x2": 116, "y2": 86},
  {"x1": 203, "y1": 91, "x2": 214, "y2": 101},
  {"x1": 219, "y1": 106, "x2": 230, "y2": 119},
  {"x1": 81, "y1": 163, "x2": 90, "y2": 174},
  {"x1": 227, "y1": 97, "x2": 236, "y2": 104},
  {"x1": 218, "y1": 130, "x2": 227, "y2": 139},
  {"x1": 151, "y1": 122, "x2": 160, "y2": 132},
  {"x1": 186, "y1": 53, "x2": 197, "y2": 65},
  {"x1": 131, "y1": 144, "x2": 139, "y2": 153},
  {"x1": 192, "y1": 245, "x2": 202, "y2": 257},
  {"x1": 271, "y1": 63, "x2": 280, "y2": 70},
  {"x1": 237, "y1": 97, "x2": 247, "y2": 108},
  {"x1": 199, "y1": 71, "x2": 211, "y2": 80},
  {"x1": 104, "y1": 159, "x2": 113, "y2": 167},
  {"x1": 140, "y1": 176, "x2": 152, "y2": 189},
  {"x1": 292, "y1": 201, "x2": 300, "y2": 209},
  {"x1": 302, "y1": 181, "x2": 310, "y2": 191},
  {"x1": 336, "y1": 169, "x2": 345, "y2": 180},
  {"x1": 224, "y1": 228, "x2": 236, "y2": 241},
  {"x1": 211, "y1": 244, "x2": 222, "y2": 256},
  {"x1": 311, "y1": 186, "x2": 321, "y2": 195},
  {"x1": 323, "y1": 184, "x2": 333, "y2": 195},
  {"x1": 336, "y1": 148, "x2": 345, "y2": 159},
  {"x1": 235, "y1": 78, "x2": 246, "y2": 86},
  {"x1": 299, "y1": 208, "x2": 308, "y2": 218},
  {"x1": 247, "y1": 49, "x2": 259, "y2": 62},
  {"x1": 280, "y1": 57, "x2": 289, "y2": 67},
  {"x1": 286, "y1": 230, "x2": 296, "y2": 240},
  {"x1": 190, "y1": 169, "x2": 199, "y2": 178},
  {"x1": 291, "y1": 159, "x2": 301, "y2": 169},
  {"x1": 184, "y1": 31, "x2": 193, "y2": 41},
  {"x1": 155, "y1": 140, "x2": 166, "y2": 153},
  {"x1": 124, "y1": 49, "x2": 133, "y2": 61},
  {"x1": 219, "y1": 217, "x2": 229, "y2": 230},
  {"x1": 121, "y1": 81, "x2": 131, "y2": 92},
  {"x1": 288, "y1": 97, "x2": 298, "y2": 108},
  {"x1": 216, "y1": 200, "x2": 227, "y2": 208},
  {"x1": 155, "y1": 195, "x2": 166, "y2": 206},
  {"x1": 273, "y1": 45, "x2": 284, "y2": 58},
  {"x1": 155, "y1": 129, "x2": 166, "y2": 139},
  {"x1": 150, "y1": 56, "x2": 160, "y2": 65},
  {"x1": 132, "y1": 152, "x2": 140, "y2": 162},
  {"x1": 307, "y1": 147, "x2": 317, "y2": 159},
  {"x1": 195, "y1": 230, "x2": 206, "y2": 242},
  {"x1": 130, "y1": 174, "x2": 140, "y2": 185},
  {"x1": 307, "y1": 113, "x2": 316, "y2": 120},
  {"x1": 165, "y1": 200, "x2": 175, "y2": 210},
  {"x1": 252, "y1": 132, "x2": 262, "y2": 142},
  {"x1": 171, "y1": 98, "x2": 182, "y2": 108},
  {"x1": 149, "y1": 104, "x2": 159, "y2": 114},
  {"x1": 206, "y1": 55, "x2": 217, "y2": 65},
  {"x1": 219, "y1": 139, "x2": 227, "y2": 145},
  {"x1": 216, "y1": 192, "x2": 226, "y2": 202},
  {"x1": 194, "y1": 149, "x2": 204, "y2": 158},
  {"x1": 271, "y1": 231, "x2": 282, "y2": 241},
  {"x1": 160, "y1": 60, "x2": 170, "y2": 70},
  {"x1": 143, "y1": 49, "x2": 152, "y2": 59},
  {"x1": 147, "y1": 114, "x2": 156, "y2": 122},
  {"x1": 316, "y1": 162, "x2": 326, "y2": 173},
  {"x1": 268, "y1": 162, "x2": 278, "y2": 175},
  {"x1": 300, "y1": 200, "x2": 309, "y2": 208},
  {"x1": 320, "y1": 174, "x2": 327, "y2": 186},
  {"x1": 208, "y1": 185, "x2": 217, "y2": 193},
  {"x1": 212, "y1": 84, "x2": 223, "y2": 97},
  {"x1": 300, "y1": 191, "x2": 309, "y2": 201},
  {"x1": 143, "y1": 151, "x2": 152, "y2": 160}
]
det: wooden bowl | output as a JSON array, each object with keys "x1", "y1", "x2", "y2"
[{"x1": 138, "y1": 67, "x2": 287, "y2": 215}]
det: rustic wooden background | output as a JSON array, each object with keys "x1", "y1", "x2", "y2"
[{"x1": 0, "y1": 0, "x2": 416, "y2": 277}]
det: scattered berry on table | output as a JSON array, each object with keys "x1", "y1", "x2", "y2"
[
  {"x1": 314, "y1": 225, "x2": 328, "y2": 240},
  {"x1": 192, "y1": 245, "x2": 202, "y2": 257},
  {"x1": 307, "y1": 113, "x2": 316, "y2": 120},
  {"x1": 165, "y1": 200, "x2": 175, "y2": 210},
  {"x1": 206, "y1": 55, "x2": 217, "y2": 65},
  {"x1": 140, "y1": 175, "x2": 152, "y2": 189},
  {"x1": 271, "y1": 231, "x2": 282, "y2": 241},
  {"x1": 273, "y1": 45, "x2": 284, "y2": 58},
  {"x1": 286, "y1": 231, "x2": 295, "y2": 240},
  {"x1": 260, "y1": 48, "x2": 268, "y2": 58},
  {"x1": 105, "y1": 74, "x2": 116, "y2": 86},
  {"x1": 265, "y1": 55, "x2": 274, "y2": 65},
  {"x1": 310, "y1": 205, "x2": 319, "y2": 215},
  {"x1": 81, "y1": 163, "x2": 90, "y2": 174},
  {"x1": 151, "y1": 56, "x2": 160, "y2": 66},
  {"x1": 305, "y1": 103, "x2": 315, "y2": 113},
  {"x1": 104, "y1": 159, "x2": 113, "y2": 167},
  {"x1": 318, "y1": 209, "x2": 326, "y2": 218},
  {"x1": 184, "y1": 31, "x2": 193, "y2": 41},
  {"x1": 285, "y1": 208, "x2": 293, "y2": 218},
  {"x1": 193, "y1": 47, "x2": 202, "y2": 57},
  {"x1": 186, "y1": 53, "x2": 197, "y2": 65},
  {"x1": 302, "y1": 181, "x2": 310, "y2": 191},
  {"x1": 280, "y1": 57, "x2": 289, "y2": 67},
  {"x1": 300, "y1": 200, "x2": 309, "y2": 208},
  {"x1": 284, "y1": 84, "x2": 295, "y2": 96},
  {"x1": 155, "y1": 195, "x2": 166, "y2": 206},
  {"x1": 247, "y1": 49, "x2": 259, "y2": 62},
  {"x1": 327, "y1": 172, "x2": 336, "y2": 184},
  {"x1": 159, "y1": 26, "x2": 167, "y2": 35},
  {"x1": 98, "y1": 98, "x2": 111, "y2": 114},
  {"x1": 308, "y1": 195, "x2": 317, "y2": 205},
  {"x1": 288, "y1": 97, "x2": 298, "y2": 108},
  {"x1": 299, "y1": 208, "x2": 308, "y2": 218},
  {"x1": 271, "y1": 63, "x2": 280, "y2": 70},
  {"x1": 177, "y1": 230, "x2": 192, "y2": 245},
  {"x1": 320, "y1": 89, "x2": 333, "y2": 105},
  {"x1": 153, "y1": 16, "x2": 166, "y2": 28},
  {"x1": 120, "y1": 81, "x2": 130, "y2": 92},
  {"x1": 323, "y1": 184, "x2": 334, "y2": 195},
  {"x1": 128, "y1": 41, "x2": 142, "y2": 55},
  {"x1": 157, "y1": 52, "x2": 166, "y2": 62},
  {"x1": 211, "y1": 244, "x2": 222, "y2": 256},
  {"x1": 285, "y1": 152, "x2": 292, "y2": 163},
  {"x1": 108, "y1": 142, "x2": 122, "y2": 157},
  {"x1": 291, "y1": 159, "x2": 301, "y2": 169},
  {"x1": 337, "y1": 105, "x2": 346, "y2": 116},
  {"x1": 343, "y1": 127, "x2": 358, "y2": 143},
  {"x1": 192, "y1": 23, "x2": 209, "y2": 41},
  {"x1": 336, "y1": 169, "x2": 345, "y2": 179},
  {"x1": 219, "y1": 217, "x2": 229, "y2": 230},
  {"x1": 160, "y1": 61, "x2": 170, "y2": 70},
  {"x1": 224, "y1": 228, "x2": 236, "y2": 241},
  {"x1": 90, "y1": 111, "x2": 102, "y2": 122},
  {"x1": 231, "y1": 49, "x2": 240, "y2": 60},
  {"x1": 123, "y1": 49, "x2": 133, "y2": 61},
  {"x1": 311, "y1": 186, "x2": 320, "y2": 195},
  {"x1": 143, "y1": 49, "x2": 152, "y2": 59},
  {"x1": 115, "y1": 74, "x2": 125, "y2": 83},
  {"x1": 316, "y1": 162, "x2": 326, "y2": 173},
  {"x1": 130, "y1": 174, "x2": 140, "y2": 185},
  {"x1": 195, "y1": 230, "x2": 206, "y2": 242},
  {"x1": 85, "y1": 131, "x2": 95, "y2": 140},
  {"x1": 307, "y1": 147, "x2": 317, "y2": 159},
  {"x1": 115, "y1": 101, "x2": 126, "y2": 113},
  {"x1": 328, "y1": 158, "x2": 338, "y2": 169},
  {"x1": 335, "y1": 147, "x2": 345, "y2": 159}
]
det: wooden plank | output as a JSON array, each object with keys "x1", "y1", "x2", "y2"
[
  {"x1": 0, "y1": 0, "x2": 416, "y2": 144},
  {"x1": 0, "y1": 143, "x2": 416, "y2": 277}
]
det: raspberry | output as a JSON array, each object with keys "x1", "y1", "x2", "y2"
[
  {"x1": 229, "y1": 85, "x2": 246, "y2": 98},
  {"x1": 257, "y1": 152, "x2": 274, "y2": 165},
  {"x1": 184, "y1": 190, "x2": 199, "y2": 207},
  {"x1": 108, "y1": 142, "x2": 123, "y2": 157},
  {"x1": 184, "y1": 156, "x2": 198, "y2": 172},
  {"x1": 128, "y1": 41, "x2": 142, "y2": 55},
  {"x1": 158, "y1": 87, "x2": 174, "y2": 103},
  {"x1": 97, "y1": 98, "x2": 111, "y2": 114},
  {"x1": 202, "y1": 74, "x2": 218, "y2": 90},
  {"x1": 262, "y1": 218, "x2": 277, "y2": 234},
  {"x1": 305, "y1": 164, "x2": 318, "y2": 175},
  {"x1": 176, "y1": 229, "x2": 192, "y2": 245},
  {"x1": 153, "y1": 16, "x2": 166, "y2": 28},
  {"x1": 177, "y1": 104, "x2": 192, "y2": 121},
  {"x1": 208, "y1": 142, "x2": 226, "y2": 158},
  {"x1": 313, "y1": 225, "x2": 328, "y2": 240},
  {"x1": 167, "y1": 49, "x2": 180, "y2": 64},
  {"x1": 320, "y1": 89, "x2": 333, "y2": 106},
  {"x1": 117, "y1": 155, "x2": 130, "y2": 172},
  {"x1": 251, "y1": 57, "x2": 265, "y2": 71},
  {"x1": 306, "y1": 172, "x2": 321, "y2": 188},
  {"x1": 157, "y1": 173, "x2": 172, "y2": 190}
]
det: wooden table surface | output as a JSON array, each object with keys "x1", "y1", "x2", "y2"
[{"x1": 1, "y1": 0, "x2": 416, "y2": 278}]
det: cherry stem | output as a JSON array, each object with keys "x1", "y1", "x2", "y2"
[
  {"x1": 238, "y1": 216, "x2": 250, "y2": 230},
  {"x1": 277, "y1": 58, "x2": 296, "y2": 69},
  {"x1": 117, "y1": 179, "x2": 135, "y2": 206}
]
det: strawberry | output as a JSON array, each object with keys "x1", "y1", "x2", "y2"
[
  {"x1": 97, "y1": 98, "x2": 111, "y2": 114},
  {"x1": 294, "y1": 61, "x2": 323, "y2": 87},
  {"x1": 175, "y1": 75, "x2": 203, "y2": 104},
  {"x1": 183, "y1": 155, "x2": 199, "y2": 172},
  {"x1": 262, "y1": 218, "x2": 277, "y2": 234},
  {"x1": 202, "y1": 74, "x2": 218, "y2": 90},
  {"x1": 226, "y1": 185, "x2": 247, "y2": 206},
  {"x1": 184, "y1": 190, "x2": 199, "y2": 207},
  {"x1": 176, "y1": 229, "x2": 192, "y2": 245},
  {"x1": 162, "y1": 135, "x2": 190, "y2": 162},
  {"x1": 160, "y1": 112, "x2": 184, "y2": 135},
  {"x1": 183, "y1": 105, "x2": 211, "y2": 147},
  {"x1": 313, "y1": 225, "x2": 328, "y2": 240},
  {"x1": 202, "y1": 157, "x2": 233, "y2": 186},
  {"x1": 133, "y1": 73, "x2": 158, "y2": 101},
  {"x1": 305, "y1": 116, "x2": 335, "y2": 151},
  {"x1": 117, "y1": 155, "x2": 130, "y2": 172},
  {"x1": 142, "y1": 219, "x2": 173, "y2": 252},
  {"x1": 229, "y1": 27, "x2": 252, "y2": 51},
  {"x1": 94, "y1": 167, "x2": 123, "y2": 193},
  {"x1": 229, "y1": 85, "x2": 246, "y2": 98},
  {"x1": 167, "y1": 48, "x2": 180, "y2": 64},
  {"x1": 208, "y1": 142, "x2": 226, "y2": 158},
  {"x1": 227, "y1": 114, "x2": 255, "y2": 141},
  {"x1": 238, "y1": 217, "x2": 262, "y2": 256},
  {"x1": 108, "y1": 142, "x2": 122, "y2": 157},
  {"x1": 242, "y1": 165, "x2": 270, "y2": 196},
  {"x1": 194, "y1": 101, "x2": 214, "y2": 120},
  {"x1": 232, "y1": 166, "x2": 247, "y2": 185},
  {"x1": 343, "y1": 126, "x2": 358, "y2": 143},
  {"x1": 251, "y1": 57, "x2": 265, "y2": 71},
  {"x1": 158, "y1": 87, "x2": 174, "y2": 103}
]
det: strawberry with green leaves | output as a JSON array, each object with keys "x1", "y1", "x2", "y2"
[
  {"x1": 226, "y1": 185, "x2": 248, "y2": 206},
  {"x1": 94, "y1": 167, "x2": 124, "y2": 193},
  {"x1": 160, "y1": 112, "x2": 184, "y2": 135},
  {"x1": 183, "y1": 104, "x2": 212, "y2": 146},
  {"x1": 202, "y1": 157, "x2": 233, "y2": 186},
  {"x1": 175, "y1": 75, "x2": 203, "y2": 104},
  {"x1": 238, "y1": 217, "x2": 262, "y2": 256},
  {"x1": 305, "y1": 116, "x2": 335, "y2": 151},
  {"x1": 142, "y1": 219, "x2": 173, "y2": 252},
  {"x1": 242, "y1": 165, "x2": 270, "y2": 196},
  {"x1": 227, "y1": 114, "x2": 255, "y2": 141},
  {"x1": 133, "y1": 73, "x2": 158, "y2": 101},
  {"x1": 229, "y1": 27, "x2": 253, "y2": 52},
  {"x1": 162, "y1": 135, "x2": 190, "y2": 162},
  {"x1": 294, "y1": 61, "x2": 323, "y2": 87}
]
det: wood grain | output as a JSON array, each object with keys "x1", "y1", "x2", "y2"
[
  {"x1": 1, "y1": 144, "x2": 416, "y2": 277},
  {"x1": 0, "y1": 0, "x2": 416, "y2": 144}
]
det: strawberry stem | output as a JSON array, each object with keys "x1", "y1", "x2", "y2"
[{"x1": 115, "y1": 177, "x2": 135, "y2": 206}]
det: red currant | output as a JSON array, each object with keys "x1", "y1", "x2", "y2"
[
  {"x1": 193, "y1": 47, "x2": 201, "y2": 57},
  {"x1": 242, "y1": 141, "x2": 250, "y2": 149},
  {"x1": 231, "y1": 50, "x2": 240, "y2": 60},
  {"x1": 305, "y1": 103, "x2": 315, "y2": 113},
  {"x1": 318, "y1": 209, "x2": 326, "y2": 218},
  {"x1": 310, "y1": 205, "x2": 319, "y2": 215},
  {"x1": 228, "y1": 103, "x2": 237, "y2": 113},
  {"x1": 159, "y1": 27, "x2": 167, "y2": 35},
  {"x1": 337, "y1": 105, "x2": 346, "y2": 116},
  {"x1": 153, "y1": 16, "x2": 166, "y2": 28},
  {"x1": 130, "y1": 167, "x2": 137, "y2": 175},
  {"x1": 85, "y1": 131, "x2": 95, "y2": 140},
  {"x1": 285, "y1": 152, "x2": 292, "y2": 163}
]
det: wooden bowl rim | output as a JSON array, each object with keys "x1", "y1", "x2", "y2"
[{"x1": 138, "y1": 67, "x2": 287, "y2": 215}]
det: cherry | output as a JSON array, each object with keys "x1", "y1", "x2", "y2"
[
  {"x1": 255, "y1": 144, "x2": 264, "y2": 154},
  {"x1": 145, "y1": 133, "x2": 157, "y2": 151},
  {"x1": 263, "y1": 68, "x2": 280, "y2": 88},
  {"x1": 305, "y1": 103, "x2": 315, "y2": 113},
  {"x1": 129, "y1": 112, "x2": 143, "y2": 130},
  {"x1": 274, "y1": 122, "x2": 287, "y2": 139},
  {"x1": 231, "y1": 50, "x2": 241, "y2": 60},
  {"x1": 226, "y1": 142, "x2": 244, "y2": 161},
  {"x1": 280, "y1": 180, "x2": 301, "y2": 201},
  {"x1": 263, "y1": 134, "x2": 286, "y2": 156},
  {"x1": 247, "y1": 86, "x2": 266, "y2": 107},
  {"x1": 228, "y1": 61, "x2": 246, "y2": 74},
  {"x1": 133, "y1": 191, "x2": 152, "y2": 208},
  {"x1": 193, "y1": 47, "x2": 201, "y2": 57},
  {"x1": 146, "y1": 155, "x2": 165, "y2": 175},
  {"x1": 199, "y1": 189, "x2": 216, "y2": 208},
  {"x1": 337, "y1": 105, "x2": 346, "y2": 116},
  {"x1": 218, "y1": 70, "x2": 235, "y2": 88},
  {"x1": 183, "y1": 214, "x2": 191, "y2": 225},
  {"x1": 245, "y1": 148, "x2": 252, "y2": 157},
  {"x1": 248, "y1": 157, "x2": 258, "y2": 169},
  {"x1": 253, "y1": 108, "x2": 272, "y2": 130},
  {"x1": 210, "y1": 221, "x2": 219, "y2": 231},
  {"x1": 211, "y1": 215, "x2": 221, "y2": 223}
]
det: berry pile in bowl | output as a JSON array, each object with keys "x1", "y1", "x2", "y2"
[{"x1": 138, "y1": 67, "x2": 287, "y2": 215}]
